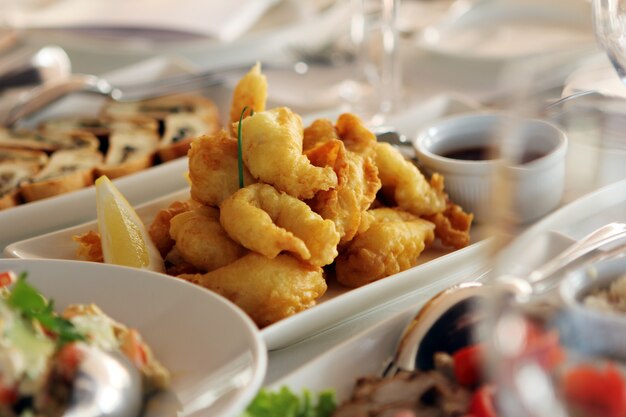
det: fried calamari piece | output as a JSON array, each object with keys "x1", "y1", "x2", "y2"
[
  {"x1": 169, "y1": 205, "x2": 247, "y2": 272},
  {"x1": 73, "y1": 230, "x2": 103, "y2": 262},
  {"x1": 375, "y1": 142, "x2": 447, "y2": 216},
  {"x1": 335, "y1": 113, "x2": 377, "y2": 156},
  {"x1": 188, "y1": 131, "x2": 255, "y2": 207},
  {"x1": 239, "y1": 107, "x2": 337, "y2": 199},
  {"x1": 148, "y1": 199, "x2": 201, "y2": 257},
  {"x1": 423, "y1": 200, "x2": 473, "y2": 249},
  {"x1": 220, "y1": 183, "x2": 340, "y2": 267},
  {"x1": 179, "y1": 253, "x2": 327, "y2": 327},
  {"x1": 229, "y1": 62, "x2": 267, "y2": 131},
  {"x1": 306, "y1": 139, "x2": 381, "y2": 243},
  {"x1": 303, "y1": 118, "x2": 339, "y2": 151},
  {"x1": 336, "y1": 207, "x2": 436, "y2": 288}
]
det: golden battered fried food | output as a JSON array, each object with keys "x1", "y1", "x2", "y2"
[
  {"x1": 303, "y1": 118, "x2": 339, "y2": 151},
  {"x1": 220, "y1": 183, "x2": 340, "y2": 267},
  {"x1": 179, "y1": 253, "x2": 327, "y2": 327},
  {"x1": 423, "y1": 200, "x2": 473, "y2": 249},
  {"x1": 229, "y1": 62, "x2": 267, "y2": 131},
  {"x1": 188, "y1": 131, "x2": 255, "y2": 207},
  {"x1": 149, "y1": 199, "x2": 201, "y2": 257},
  {"x1": 305, "y1": 139, "x2": 380, "y2": 243},
  {"x1": 239, "y1": 107, "x2": 337, "y2": 199},
  {"x1": 336, "y1": 207, "x2": 436, "y2": 288},
  {"x1": 375, "y1": 142, "x2": 447, "y2": 216},
  {"x1": 73, "y1": 230, "x2": 103, "y2": 262},
  {"x1": 170, "y1": 206, "x2": 248, "y2": 272},
  {"x1": 335, "y1": 113, "x2": 378, "y2": 156}
]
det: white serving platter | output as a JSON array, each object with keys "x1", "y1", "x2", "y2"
[
  {"x1": 0, "y1": 258, "x2": 267, "y2": 417},
  {"x1": 4, "y1": 186, "x2": 491, "y2": 350}
]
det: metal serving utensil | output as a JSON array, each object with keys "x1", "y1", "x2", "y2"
[
  {"x1": 384, "y1": 222, "x2": 626, "y2": 376},
  {"x1": 63, "y1": 344, "x2": 142, "y2": 417},
  {"x1": 0, "y1": 46, "x2": 71, "y2": 93}
]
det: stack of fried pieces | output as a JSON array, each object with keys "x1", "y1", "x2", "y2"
[{"x1": 77, "y1": 64, "x2": 473, "y2": 328}]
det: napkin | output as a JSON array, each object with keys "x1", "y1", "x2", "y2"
[{"x1": 7, "y1": 0, "x2": 280, "y2": 42}]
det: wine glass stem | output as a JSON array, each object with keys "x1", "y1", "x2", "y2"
[{"x1": 350, "y1": 0, "x2": 402, "y2": 124}]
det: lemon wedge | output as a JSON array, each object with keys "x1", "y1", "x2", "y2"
[{"x1": 95, "y1": 176, "x2": 165, "y2": 272}]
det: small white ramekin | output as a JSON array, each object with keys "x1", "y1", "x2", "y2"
[{"x1": 413, "y1": 113, "x2": 568, "y2": 223}]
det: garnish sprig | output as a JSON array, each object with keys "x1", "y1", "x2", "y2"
[
  {"x1": 7, "y1": 273, "x2": 85, "y2": 345},
  {"x1": 237, "y1": 106, "x2": 254, "y2": 189}
]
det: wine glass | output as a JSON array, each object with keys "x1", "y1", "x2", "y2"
[
  {"x1": 593, "y1": 0, "x2": 626, "y2": 82},
  {"x1": 483, "y1": 26, "x2": 626, "y2": 417},
  {"x1": 342, "y1": 0, "x2": 402, "y2": 126}
]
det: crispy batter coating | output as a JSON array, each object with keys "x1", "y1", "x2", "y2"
[
  {"x1": 423, "y1": 200, "x2": 473, "y2": 249},
  {"x1": 188, "y1": 131, "x2": 254, "y2": 207},
  {"x1": 305, "y1": 139, "x2": 380, "y2": 243},
  {"x1": 229, "y1": 62, "x2": 267, "y2": 132},
  {"x1": 336, "y1": 208, "x2": 436, "y2": 288},
  {"x1": 239, "y1": 107, "x2": 337, "y2": 199},
  {"x1": 179, "y1": 253, "x2": 327, "y2": 327},
  {"x1": 375, "y1": 142, "x2": 447, "y2": 216},
  {"x1": 149, "y1": 199, "x2": 201, "y2": 257},
  {"x1": 220, "y1": 183, "x2": 340, "y2": 267},
  {"x1": 73, "y1": 230, "x2": 103, "y2": 262},
  {"x1": 170, "y1": 206, "x2": 247, "y2": 272},
  {"x1": 335, "y1": 113, "x2": 378, "y2": 156},
  {"x1": 303, "y1": 118, "x2": 339, "y2": 151}
]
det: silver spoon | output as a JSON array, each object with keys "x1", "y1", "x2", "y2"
[
  {"x1": 385, "y1": 222, "x2": 626, "y2": 376},
  {"x1": 63, "y1": 344, "x2": 142, "y2": 417},
  {"x1": 0, "y1": 46, "x2": 71, "y2": 93}
]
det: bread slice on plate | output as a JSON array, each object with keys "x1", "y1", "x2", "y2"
[
  {"x1": 159, "y1": 112, "x2": 220, "y2": 161},
  {"x1": 0, "y1": 147, "x2": 48, "y2": 167},
  {"x1": 20, "y1": 150, "x2": 103, "y2": 202},
  {"x1": 102, "y1": 93, "x2": 220, "y2": 124},
  {"x1": 0, "y1": 128, "x2": 99, "y2": 152},
  {"x1": 96, "y1": 129, "x2": 159, "y2": 179},
  {"x1": 40, "y1": 115, "x2": 157, "y2": 136},
  {"x1": 0, "y1": 162, "x2": 40, "y2": 210}
]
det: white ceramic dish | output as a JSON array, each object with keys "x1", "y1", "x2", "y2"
[
  {"x1": 414, "y1": 113, "x2": 567, "y2": 223},
  {"x1": 0, "y1": 258, "x2": 267, "y2": 417},
  {"x1": 4, "y1": 187, "x2": 491, "y2": 350},
  {"x1": 416, "y1": 0, "x2": 595, "y2": 63}
]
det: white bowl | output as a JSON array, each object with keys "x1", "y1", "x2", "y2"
[
  {"x1": 0, "y1": 258, "x2": 267, "y2": 417},
  {"x1": 413, "y1": 113, "x2": 567, "y2": 223},
  {"x1": 559, "y1": 256, "x2": 626, "y2": 358}
]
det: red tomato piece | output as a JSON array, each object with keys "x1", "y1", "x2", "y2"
[
  {"x1": 0, "y1": 271, "x2": 16, "y2": 288},
  {"x1": 470, "y1": 385, "x2": 498, "y2": 417},
  {"x1": 0, "y1": 383, "x2": 17, "y2": 406},
  {"x1": 56, "y1": 342, "x2": 85, "y2": 380},
  {"x1": 453, "y1": 344, "x2": 485, "y2": 387},
  {"x1": 522, "y1": 323, "x2": 565, "y2": 370},
  {"x1": 563, "y1": 363, "x2": 626, "y2": 417}
]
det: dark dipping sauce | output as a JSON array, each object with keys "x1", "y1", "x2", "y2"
[{"x1": 441, "y1": 146, "x2": 544, "y2": 164}]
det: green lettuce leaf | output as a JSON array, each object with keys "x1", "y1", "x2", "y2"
[{"x1": 241, "y1": 387, "x2": 336, "y2": 417}]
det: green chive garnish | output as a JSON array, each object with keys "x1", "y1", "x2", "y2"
[{"x1": 237, "y1": 106, "x2": 251, "y2": 189}]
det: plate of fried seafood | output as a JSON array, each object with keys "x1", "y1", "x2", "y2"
[
  {"x1": 5, "y1": 63, "x2": 484, "y2": 349},
  {"x1": 0, "y1": 258, "x2": 266, "y2": 417}
]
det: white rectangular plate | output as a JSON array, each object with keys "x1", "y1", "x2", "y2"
[{"x1": 5, "y1": 186, "x2": 491, "y2": 350}]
